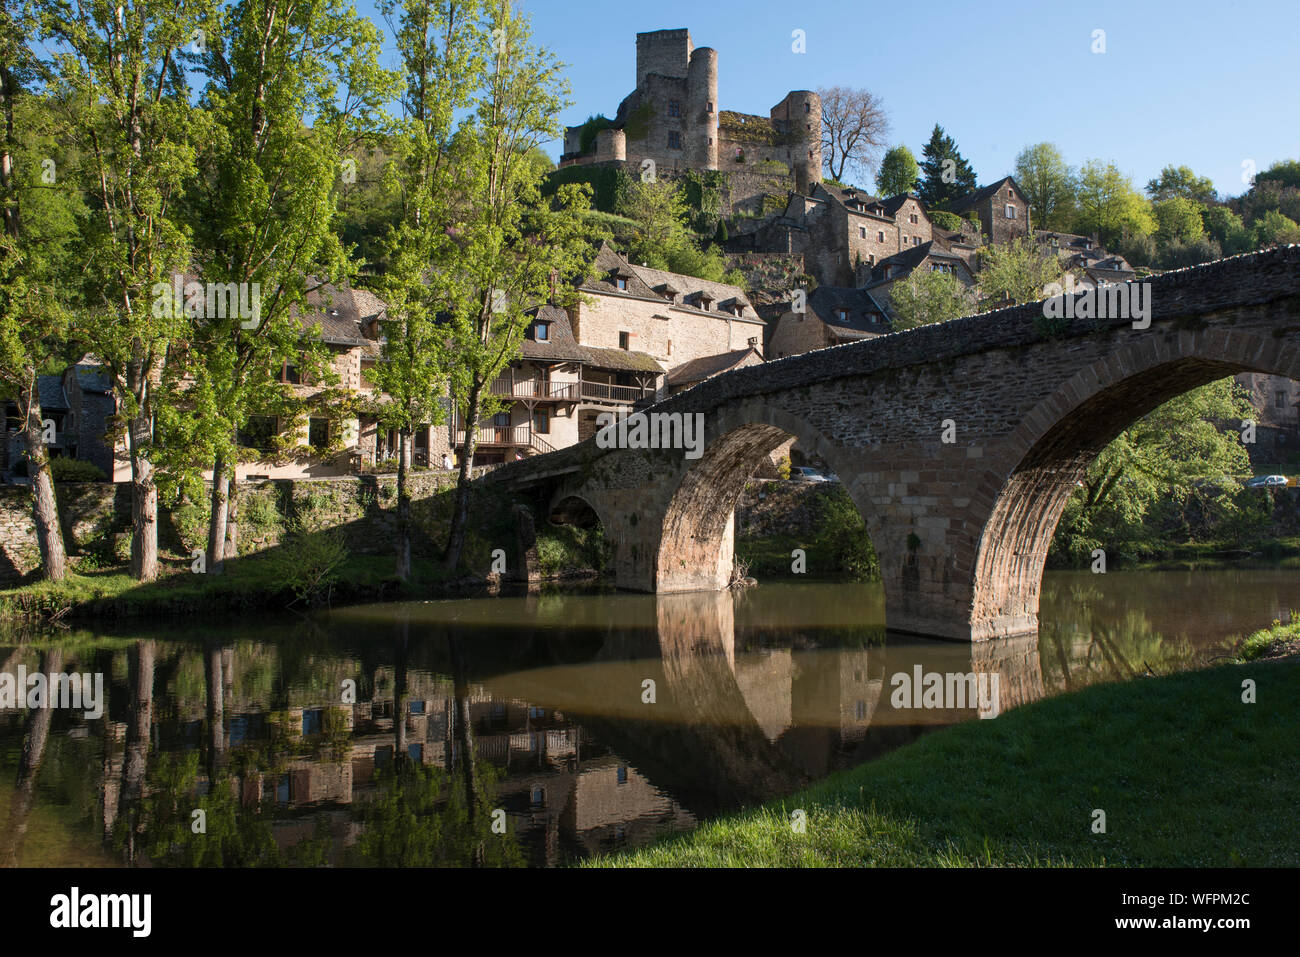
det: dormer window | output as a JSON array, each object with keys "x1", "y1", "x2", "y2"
[
  {"x1": 616, "y1": 277, "x2": 628, "y2": 291},
  {"x1": 836, "y1": 309, "x2": 849, "y2": 322},
  {"x1": 534, "y1": 320, "x2": 550, "y2": 342}
]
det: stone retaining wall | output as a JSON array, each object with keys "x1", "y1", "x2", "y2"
[{"x1": 0, "y1": 469, "x2": 492, "y2": 582}]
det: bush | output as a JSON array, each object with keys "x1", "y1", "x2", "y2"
[
  {"x1": 50, "y1": 458, "x2": 108, "y2": 482},
  {"x1": 266, "y1": 520, "x2": 348, "y2": 605},
  {"x1": 929, "y1": 210, "x2": 964, "y2": 232}
]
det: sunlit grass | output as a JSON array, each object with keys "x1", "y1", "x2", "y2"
[{"x1": 589, "y1": 659, "x2": 1300, "y2": 867}]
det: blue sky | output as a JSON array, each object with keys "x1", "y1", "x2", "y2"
[{"x1": 361, "y1": 0, "x2": 1299, "y2": 199}]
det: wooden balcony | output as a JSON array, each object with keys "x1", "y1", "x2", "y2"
[
  {"x1": 489, "y1": 375, "x2": 579, "y2": 402},
  {"x1": 454, "y1": 423, "x2": 557, "y2": 455},
  {"x1": 579, "y1": 381, "x2": 654, "y2": 404}
]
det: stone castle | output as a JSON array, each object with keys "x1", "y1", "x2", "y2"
[{"x1": 561, "y1": 28, "x2": 824, "y2": 196}]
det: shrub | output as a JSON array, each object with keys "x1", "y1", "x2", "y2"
[
  {"x1": 50, "y1": 458, "x2": 108, "y2": 482},
  {"x1": 266, "y1": 520, "x2": 348, "y2": 605},
  {"x1": 929, "y1": 210, "x2": 964, "y2": 232}
]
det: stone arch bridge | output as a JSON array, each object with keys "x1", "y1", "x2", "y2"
[{"x1": 491, "y1": 247, "x2": 1300, "y2": 641}]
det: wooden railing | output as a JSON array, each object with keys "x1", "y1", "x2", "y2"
[
  {"x1": 454, "y1": 423, "x2": 558, "y2": 454},
  {"x1": 488, "y1": 377, "x2": 579, "y2": 401},
  {"x1": 580, "y1": 381, "x2": 650, "y2": 404}
]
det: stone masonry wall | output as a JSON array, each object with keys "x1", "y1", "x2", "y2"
[{"x1": 0, "y1": 469, "x2": 491, "y2": 584}]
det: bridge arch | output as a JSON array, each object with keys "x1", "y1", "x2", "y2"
[
  {"x1": 971, "y1": 326, "x2": 1300, "y2": 639},
  {"x1": 654, "y1": 398, "x2": 894, "y2": 596}
]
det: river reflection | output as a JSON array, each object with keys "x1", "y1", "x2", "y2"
[{"x1": 2, "y1": 569, "x2": 1298, "y2": 867}]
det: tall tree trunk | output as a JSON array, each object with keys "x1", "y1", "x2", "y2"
[
  {"x1": 206, "y1": 450, "x2": 229, "y2": 574},
  {"x1": 119, "y1": 640, "x2": 155, "y2": 864},
  {"x1": 3, "y1": 648, "x2": 62, "y2": 865},
  {"x1": 443, "y1": 383, "x2": 482, "y2": 574},
  {"x1": 224, "y1": 473, "x2": 240, "y2": 559},
  {"x1": 204, "y1": 638, "x2": 225, "y2": 781},
  {"x1": 21, "y1": 385, "x2": 67, "y2": 581},
  {"x1": 448, "y1": 633, "x2": 484, "y2": 866},
  {"x1": 127, "y1": 406, "x2": 158, "y2": 582},
  {"x1": 396, "y1": 428, "x2": 412, "y2": 581}
]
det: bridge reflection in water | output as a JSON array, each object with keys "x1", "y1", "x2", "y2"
[{"x1": 8, "y1": 571, "x2": 1295, "y2": 867}]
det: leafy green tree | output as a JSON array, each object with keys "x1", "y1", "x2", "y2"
[
  {"x1": 40, "y1": 0, "x2": 213, "y2": 580},
  {"x1": 1254, "y1": 159, "x2": 1300, "y2": 190},
  {"x1": 618, "y1": 177, "x2": 693, "y2": 262},
  {"x1": 371, "y1": 0, "x2": 482, "y2": 581},
  {"x1": 888, "y1": 268, "x2": 975, "y2": 330},
  {"x1": 1014, "y1": 142, "x2": 1076, "y2": 230},
  {"x1": 1145, "y1": 164, "x2": 1217, "y2": 204},
  {"x1": 976, "y1": 236, "x2": 1063, "y2": 307},
  {"x1": 917, "y1": 124, "x2": 976, "y2": 210},
  {"x1": 1052, "y1": 379, "x2": 1257, "y2": 565},
  {"x1": 875, "y1": 145, "x2": 919, "y2": 198},
  {"x1": 1152, "y1": 196, "x2": 1206, "y2": 245},
  {"x1": 1202, "y1": 206, "x2": 1252, "y2": 254},
  {"x1": 0, "y1": 2, "x2": 77, "y2": 580},
  {"x1": 1251, "y1": 208, "x2": 1300, "y2": 247},
  {"x1": 1073, "y1": 160, "x2": 1155, "y2": 247},
  {"x1": 438, "y1": 0, "x2": 598, "y2": 573},
  {"x1": 175, "y1": 0, "x2": 397, "y2": 573}
]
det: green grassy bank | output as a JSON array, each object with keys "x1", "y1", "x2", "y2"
[{"x1": 589, "y1": 654, "x2": 1300, "y2": 867}]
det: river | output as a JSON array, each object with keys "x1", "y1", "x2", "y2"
[{"x1": 1, "y1": 569, "x2": 1297, "y2": 866}]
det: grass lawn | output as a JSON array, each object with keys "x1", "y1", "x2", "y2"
[
  {"x1": 0, "y1": 552, "x2": 434, "y2": 622},
  {"x1": 588, "y1": 656, "x2": 1300, "y2": 867}
]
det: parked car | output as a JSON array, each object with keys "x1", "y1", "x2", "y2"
[
  {"x1": 1245, "y1": 474, "x2": 1290, "y2": 488},
  {"x1": 790, "y1": 466, "x2": 830, "y2": 483}
]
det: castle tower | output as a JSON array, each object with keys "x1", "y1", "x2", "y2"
[
  {"x1": 772, "y1": 91, "x2": 823, "y2": 193},
  {"x1": 636, "y1": 28, "x2": 692, "y2": 87},
  {"x1": 595, "y1": 127, "x2": 627, "y2": 163},
  {"x1": 686, "y1": 46, "x2": 719, "y2": 171}
]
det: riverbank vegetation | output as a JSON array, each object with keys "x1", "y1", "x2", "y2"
[{"x1": 590, "y1": 656, "x2": 1300, "y2": 867}]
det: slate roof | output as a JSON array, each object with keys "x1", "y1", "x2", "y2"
[
  {"x1": 870, "y1": 241, "x2": 971, "y2": 282},
  {"x1": 665, "y1": 347, "x2": 762, "y2": 388},
  {"x1": 37, "y1": 375, "x2": 68, "y2": 410},
  {"x1": 799, "y1": 286, "x2": 892, "y2": 340},
  {"x1": 579, "y1": 345, "x2": 665, "y2": 375},
  {"x1": 947, "y1": 176, "x2": 1021, "y2": 215},
  {"x1": 582, "y1": 244, "x2": 760, "y2": 322},
  {"x1": 72, "y1": 364, "x2": 113, "y2": 394},
  {"x1": 520, "y1": 304, "x2": 587, "y2": 363},
  {"x1": 294, "y1": 282, "x2": 386, "y2": 355}
]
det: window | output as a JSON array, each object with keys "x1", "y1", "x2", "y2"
[
  {"x1": 836, "y1": 309, "x2": 849, "y2": 322},
  {"x1": 910, "y1": 213, "x2": 919, "y2": 224},
  {"x1": 1278, "y1": 391, "x2": 1288, "y2": 409},
  {"x1": 308, "y1": 417, "x2": 329, "y2": 449},
  {"x1": 667, "y1": 340, "x2": 672, "y2": 356},
  {"x1": 282, "y1": 361, "x2": 301, "y2": 384},
  {"x1": 913, "y1": 236, "x2": 921, "y2": 245},
  {"x1": 618, "y1": 331, "x2": 630, "y2": 350},
  {"x1": 877, "y1": 230, "x2": 885, "y2": 242},
  {"x1": 859, "y1": 226, "x2": 867, "y2": 239},
  {"x1": 302, "y1": 709, "x2": 323, "y2": 736},
  {"x1": 855, "y1": 701, "x2": 867, "y2": 720},
  {"x1": 534, "y1": 320, "x2": 550, "y2": 341},
  {"x1": 532, "y1": 409, "x2": 549, "y2": 435},
  {"x1": 1005, "y1": 204, "x2": 1017, "y2": 219},
  {"x1": 616, "y1": 277, "x2": 627, "y2": 291},
  {"x1": 667, "y1": 130, "x2": 682, "y2": 150},
  {"x1": 804, "y1": 101, "x2": 811, "y2": 113},
  {"x1": 706, "y1": 101, "x2": 713, "y2": 113},
  {"x1": 617, "y1": 765, "x2": 629, "y2": 784},
  {"x1": 530, "y1": 786, "x2": 545, "y2": 808},
  {"x1": 409, "y1": 700, "x2": 426, "y2": 715},
  {"x1": 492, "y1": 411, "x2": 510, "y2": 428},
  {"x1": 667, "y1": 99, "x2": 681, "y2": 117},
  {"x1": 409, "y1": 743, "x2": 423, "y2": 762}
]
